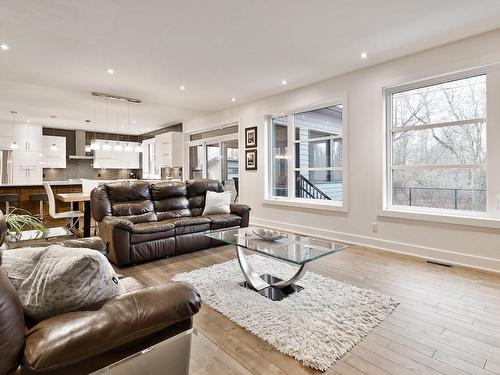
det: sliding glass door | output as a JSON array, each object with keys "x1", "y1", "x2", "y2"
[
  {"x1": 222, "y1": 140, "x2": 239, "y2": 200},
  {"x1": 186, "y1": 133, "x2": 239, "y2": 201},
  {"x1": 206, "y1": 143, "x2": 222, "y2": 180}
]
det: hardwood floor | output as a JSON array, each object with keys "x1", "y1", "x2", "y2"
[{"x1": 119, "y1": 244, "x2": 500, "y2": 375}]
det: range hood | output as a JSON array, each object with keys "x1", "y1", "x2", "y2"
[{"x1": 69, "y1": 130, "x2": 93, "y2": 160}]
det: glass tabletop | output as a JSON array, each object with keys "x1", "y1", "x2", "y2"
[
  {"x1": 205, "y1": 227, "x2": 348, "y2": 265},
  {"x1": 4, "y1": 227, "x2": 73, "y2": 248}
]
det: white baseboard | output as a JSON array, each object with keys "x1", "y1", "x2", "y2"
[{"x1": 250, "y1": 217, "x2": 500, "y2": 274}]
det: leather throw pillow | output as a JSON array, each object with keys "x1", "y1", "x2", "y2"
[
  {"x1": 0, "y1": 245, "x2": 125, "y2": 321},
  {"x1": 203, "y1": 190, "x2": 231, "y2": 215}
]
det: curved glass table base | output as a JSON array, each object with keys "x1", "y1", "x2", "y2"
[{"x1": 236, "y1": 246, "x2": 309, "y2": 292}]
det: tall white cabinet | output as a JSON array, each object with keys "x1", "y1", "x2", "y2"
[
  {"x1": 12, "y1": 124, "x2": 43, "y2": 184},
  {"x1": 155, "y1": 132, "x2": 183, "y2": 167}
]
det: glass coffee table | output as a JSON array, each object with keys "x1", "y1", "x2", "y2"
[
  {"x1": 3, "y1": 227, "x2": 73, "y2": 249},
  {"x1": 206, "y1": 227, "x2": 348, "y2": 301}
]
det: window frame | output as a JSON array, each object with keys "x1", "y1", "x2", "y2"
[
  {"x1": 265, "y1": 98, "x2": 349, "y2": 212},
  {"x1": 382, "y1": 67, "x2": 498, "y2": 222}
]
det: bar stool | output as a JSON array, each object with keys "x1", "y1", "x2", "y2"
[
  {"x1": 29, "y1": 193, "x2": 48, "y2": 221},
  {"x1": 0, "y1": 194, "x2": 20, "y2": 214}
]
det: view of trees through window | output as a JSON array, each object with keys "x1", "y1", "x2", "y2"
[{"x1": 390, "y1": 74, "x2": 487, "y2": 211}]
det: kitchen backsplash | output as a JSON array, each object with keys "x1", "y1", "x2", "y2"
[{"x1": 43, "y1": 158, "x2": 141, "y2": 180}]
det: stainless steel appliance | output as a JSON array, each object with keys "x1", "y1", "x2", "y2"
[{"x1": 0, "y1": 150, "x2": 13, "y2": 184}]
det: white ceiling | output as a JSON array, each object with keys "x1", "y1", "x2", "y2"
[{"x1": 1, "y1": 0, "x2": 500, "y2": 134}]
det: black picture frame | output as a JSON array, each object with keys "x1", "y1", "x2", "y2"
[
  {"x1": 245, "y1": 126, "x2": 257, "y2": 148},
  {"x1": 245, "y1": 149, "x2": 257, "y2": 170}
]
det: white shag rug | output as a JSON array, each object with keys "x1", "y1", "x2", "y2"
[{"x1": 173, "y1": 255, "x2": 398, "y2": 371}]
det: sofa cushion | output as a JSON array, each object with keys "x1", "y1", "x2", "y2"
[
  {"x1": 131, "y1": 221, "x2": 175, "y2": 234},
  {"x1": 106, "y1": 181, "x2": 155, "y2": 218},
  {"x1": 112, "y1": 211, "x2": 157, "y2": 224},
  {"x1": 106, "y1": 180, "x2": 151, "y2": 202},
  {"x1": 204, "y1": 213, "x2": 242, "y2": 229},
  {"x1": 203, "y1": 190, "x2": 231, "y2": 215},
  {"x1": 111, "y1": 201, "x2": 155, "y2": 218},
  {"x1": 129, "y1": 221, "x2": 176, "y2": 244},
  {"x1": 151, "y1": 181, "x2": 191, "y2": 220},
  {"x1": 186, "y1": 179, "x2": 225, "y2": 216},
  {"x1": 1, "y1": 245, "x2": 125, "y2": 322},
  {"x1": 162, "y1": 216, "x2": 211, "y2": 235}
]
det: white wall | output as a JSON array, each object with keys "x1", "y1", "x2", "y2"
[{"x1": 184, "y1": 29, "x2": 500, "y2": 272}]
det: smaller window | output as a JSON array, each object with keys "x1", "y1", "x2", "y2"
[{"x1": 268, "y1": 103, "x2": 345, "y2": 207}]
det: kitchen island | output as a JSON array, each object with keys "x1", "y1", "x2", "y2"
[{"x1": 0, "y1": 181, "x2": 82, "y2": 227}]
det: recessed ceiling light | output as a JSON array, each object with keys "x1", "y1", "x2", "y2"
[
  {"x1": 180, "y1": 85, "x2": 185, "y2": 90},
  {"x1": 0, "y1": 44, "x2": 10, "y2": 51},
  {"x1": 107, "y1": 68, "x2": 115, "y2": 74},
  {"x1": 231, "y1": 97, "x2": 236, "y2": 102},
  {"x1": 282, "y1": 80, "x2": 287, "y2": 85},
  {"x1": 26, "y1": 120, "x2": 31, "y2": 123},
  {"x1": 361, "y1": 52, "x2": 368, "y2": 59}
]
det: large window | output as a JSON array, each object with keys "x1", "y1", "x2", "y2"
[
  {"x1": 269, "y1": 103, "x2": 345, "y2": 207},
  {"x1": 386, "y1": 74, "x2": 487, "y2": 212}
]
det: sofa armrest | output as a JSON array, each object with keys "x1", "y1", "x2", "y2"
[
  {"x1": 98, "y1": 218, "x2": 133, "y2": 267},
  {"x1": 23, "y1": 281, "x2": 201, "y2": 372},
  {"x1": 59, "y1": 237, "x2": 107, "y2": 256},
  {"x1": 230, "y1": 204, "x2": 251, "y2": 227},
  {"x1": 102, "y1": 217, "x2": 134, "y2": 231}
]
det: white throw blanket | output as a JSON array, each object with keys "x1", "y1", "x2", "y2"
[{"x1": 0, "y1": 245, "x2": 125, "y2": 321}]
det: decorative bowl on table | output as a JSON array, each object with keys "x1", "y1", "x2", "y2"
[{"x1": 252, "y1": 228, "x2": 284, "y2": 241}]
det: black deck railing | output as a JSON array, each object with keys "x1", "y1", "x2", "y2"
[
  {"x1": 393, "y1": 186, "x2": 486, "y2": 210},
  {"x1": 296, "y1": 174, "x2": 332, "y2": 200}
]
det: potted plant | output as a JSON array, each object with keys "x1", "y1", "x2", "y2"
[
  {"x1": 0, "y1": 209, "x2": 48, "y2": 246},
  {"x1": 0, "y1": 211, "x2": 6, "y2": 247}
]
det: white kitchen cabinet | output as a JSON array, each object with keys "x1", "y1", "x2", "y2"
[
  {"x1": 155, "y1": 132, "x2": 183, "y2": 167},
  {"x1": 41, "y1": 135, "x2": 67, "y2": 168},
  {"x1": 0, "y1": 137, "x2": 13, "y2": 150},
  {"x1": 14, "y1": 124, "x2": 42, "y2": 152},
  {"x1": 0, "y1": 120, "x2": 14, "y2": 149},
  {"x1": 93, "y1": 140, "x2": 140, "y2": 169},
  {"x1": 12, "y1": 151, "x2": 42, "y2": 184}
]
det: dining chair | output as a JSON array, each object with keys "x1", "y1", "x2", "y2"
[
  {"x1": 43, "y1": 183, "x2": 83, "y2": 231},
  {"x1": 233, "y1": 176, "x2": 239, "y2": 203}
]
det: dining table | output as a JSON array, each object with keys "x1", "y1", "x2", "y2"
[{"x1": 56, "y1": 192, "x2": 91, "y2": 237}]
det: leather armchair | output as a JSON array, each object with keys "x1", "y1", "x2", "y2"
[{"x1": 0, "y1": 237, "x2": 201, "y2": 375}]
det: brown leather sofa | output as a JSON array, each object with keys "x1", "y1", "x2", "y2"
[
  {"x1": 91, "y1": 179, "x2": 250, "y2": 267},
  {"x1": 0, "y1": 237, "x2": 201, "y2": 375}
]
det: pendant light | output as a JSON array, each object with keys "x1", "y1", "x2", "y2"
[
  {"x1": 113, "y1": 100, "x2": 123, "y2": 151},
  {"x1": 125, "y1": 102, "x2": 133, "y2": 151},
  {"x1": 133, "y1": 103, "x2": 142, "y2": 153},
  {"x1": 85, "y1": 102, "x2": 94, "y2": 152},
  {"x1": 9, "y1": 111, "x2": 18, "y2": 150},
  {"x1": 102, "y1": 98, "x2": 110, "y2": 150}
]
